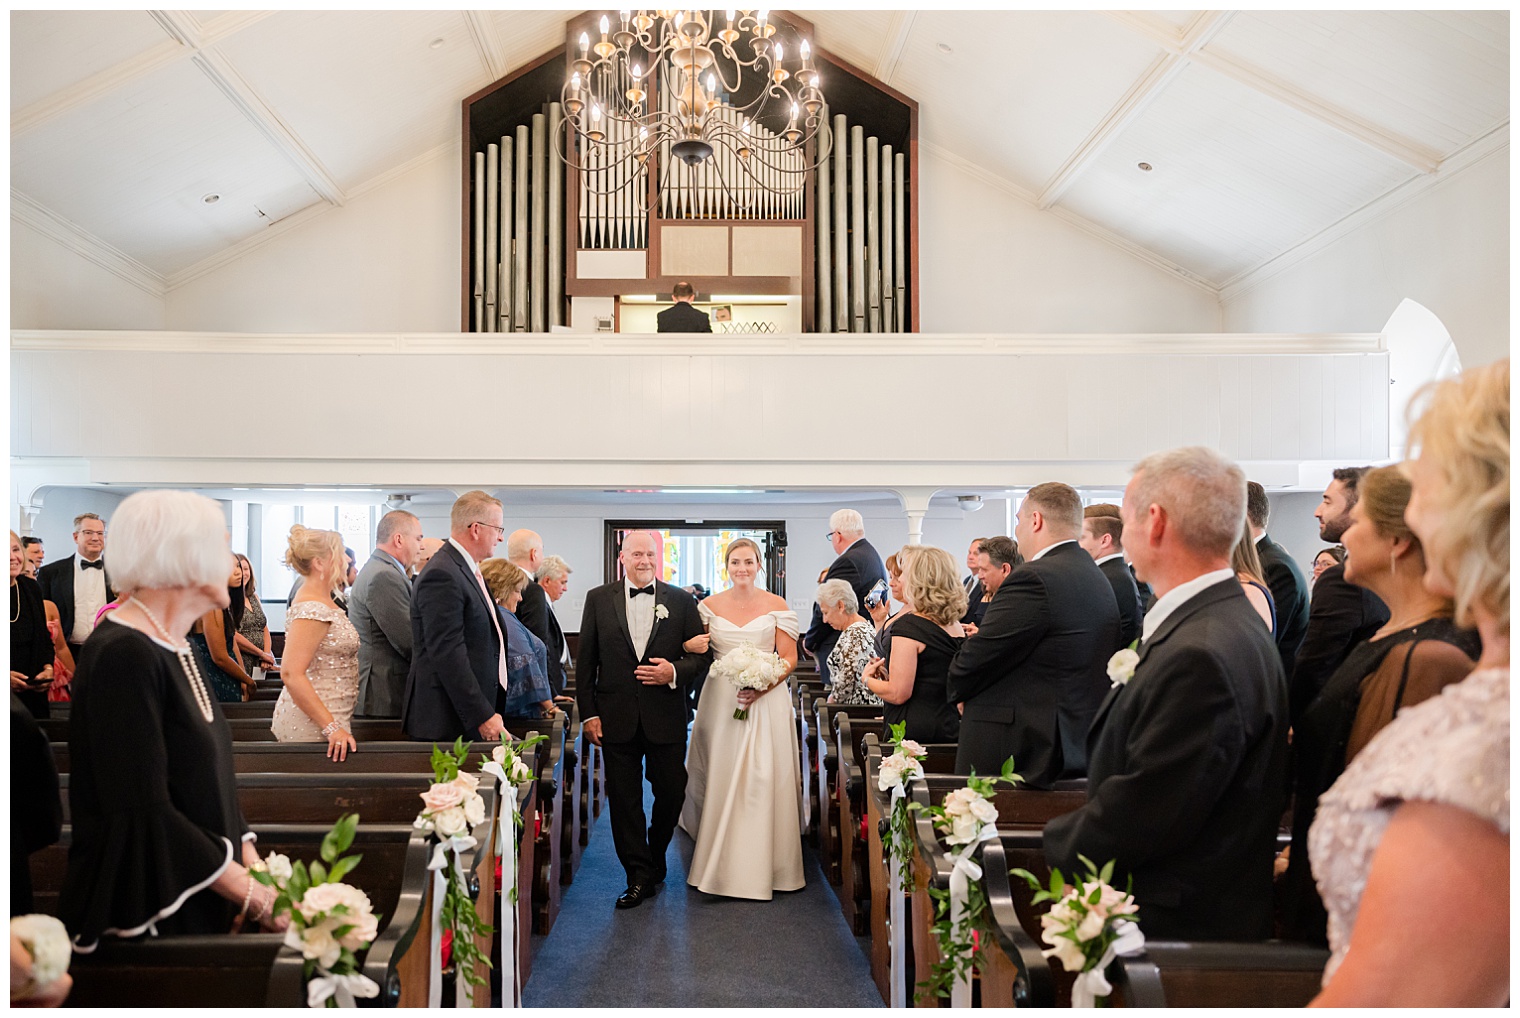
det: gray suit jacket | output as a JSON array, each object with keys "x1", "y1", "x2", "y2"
[{"x1": 350, "y1": 550, "x2": 413, "y2": 718}]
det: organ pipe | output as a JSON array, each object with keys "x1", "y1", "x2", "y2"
[
  {"x1": 865, "y1": 134, "x2": 880, "y2": 333},
  {"x1": 849, "y1": 124, "x2": 865, "y2": 333},
  {"x1": 815, "y1": 110, "x2": 832, "y2": 333},
  {"x1": 831, "y1": 113, "x2": 848, "y2": 333},
  {"x1": 530, "y1": 113, "x2": 548, "y2": 333},
  {"x1": 894, "y1": 151, "x2": 906, "y2": 331},
  {"x1": 484, "y1": 143, "x2": 499, "y2": 333},
  {"x1": 547, "y1": 103, "x2": 564, "y2": 327},
  {"x1": 881, "y1": 144, "x2": 894, "y2": 332},
  {"x1": 472, "y1": 151, "x2": 485, "y2": 331},
  {"x1": 498, "y1": 135, "x2": 513, "y2": 332},
  {"x1": 513, "y1": 124, "x2": 529, "y2": 331}
]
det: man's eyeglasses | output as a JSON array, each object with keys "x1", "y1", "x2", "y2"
[
  {"x1": 473, "y1": 521, "x2": 505, "y2": 536},
  {"x1": 825, "y1": 530, "x2": 840, "y2": 540}
]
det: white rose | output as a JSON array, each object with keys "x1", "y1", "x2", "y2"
[
  {"x1": 1075, "y1": 907, "x2": 1107, "y2": 943},
  {"x1": 291, "y1": 920, "x2": 343, "y2": 969},
  {"x1": 420, "y1": 782, "x2": 465, "y2": 813},
  {"x1": 943, "y1": 787, "x2": 978, "y2": 815},
  {"x1": 946, "y1": 812, "x2": 980, "y2": 846},
  {"x1": 654, "y1": 604, "x2": 669, "y2": 620},
  {"x1": 968, "y1": 796, "x2": 998, "y2": 824},
  {"x1": 11, "y1": 915, "x2": 70, "y2": 989},
  {"x1": 877, "y1": 757, "x2": 904, "y2": 791},
  {"x1": 336, "y1": 910, "x2": 380, "y2": 951},
  {"x1": 433, "y1": 806, "x2": 470, "y2": 838},
  {"x1": 900, "y1": 757, "x2": 923, "y2": 782},
  {"x1": 452, "y1": 771, "x2": 480, "y2": 793},
  {"x1": 264, "y1": 853, "x2": 293, "y2": 883},
  {"x1": 898, "y1": 739, "x2": 925, "y2": 759},
  {"x1": 1107, "y1": 647, "x2": 1140, "y2": 687},
  {"x1": 298, "y1": 883, "x2": 372, "y2": 923},
  {"x1": 509, "y1": 758, "x2": 534, "y2": 784},
  {"x1": 492, "y1": 744, "x2": 507, "y2": 766},
  {"x1": 463, "y1": 791, "x2": 486, "y2": 826},
  {"x1": 1041, "y1": 933, "x2": 1088, "y2": 974}
]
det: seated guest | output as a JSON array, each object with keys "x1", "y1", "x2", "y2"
[
  {"x1": 1282, "y1": 465, "x2": 1479, "y2": 943},
  {"x1": 58, "y1": 490, "x2": 286, "y2": 948},
  {"x1": 10, "y1": 533, "x2": 54, "y2": 720},
  {"x1": 351, "y1": 510, "x2": 422, "y2": 719},
  {"x1": 1044, "y1": 447, "x2": 1289, "y2": 940},
  {"x1": 481, "y1": 559, "x2": 556, "y2": 719},
  {"x1": 1232, "y1": 518, "x2": 1277, "y2": 634},
  {"x1": 402, "y1": 491, "x2": 509, "y2": 743},
  {"x1": 1247, "y1": 481, "x2": 1310, "y2": 682},
  {"x1": 1292, "y1": 466, "x2": 1391, "y2": 723},
  {"x1": 960, "y1": 538, "x2": 987, "y2": 626},
  {"x1": 948, "y1": 483, "x2": 1119, "y2": 785},
  {"x1": 188, "y1": 558, "x2": 255, "y2": 703},
  {"x1": 271, "y1": 526, "x2": 359, "y2": 760},
  {"x1": 1311, "y1": 546, "x2": 1344, "y2": 586},
  {"x1": 232, "y1": 554, "x2": 274, "y2": 670},
  {"x1": 537, "y1": 555, "x2": 575, "y2": 700},
  {"x1": 1080, "y1": 505, "x2": 1142, "y2": 650},
  {"x1": 860, "y1": 546, "x2": 964, "y2": 743},
  {"x1": 815, "y1": 579, "x2": 881, "y2": 707},
  {"x1": 1310, "y1": 361, "x2": 1508, "y2": 1006}
]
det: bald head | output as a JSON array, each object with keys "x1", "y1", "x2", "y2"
[
  {"x1": 506, "y1": 529, "x2": 543, "y2": 572},
  {"x1": 620, "y1": 530, "x2": 663, "y2": 586}
]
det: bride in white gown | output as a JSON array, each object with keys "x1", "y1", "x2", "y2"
[{"x1": 679, "y1": 538, "x2": 806, "y2": 900}]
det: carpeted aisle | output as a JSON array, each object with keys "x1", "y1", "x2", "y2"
[{"x1": 522, "y1": 793, "x2": 884, "y2": 1007}]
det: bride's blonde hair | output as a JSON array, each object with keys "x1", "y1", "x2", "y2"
[{"x1": 725, "y1": 537, "x2": 764, "y2": 574}]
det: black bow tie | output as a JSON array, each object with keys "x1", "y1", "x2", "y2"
[
  {"x1": 628, "y1": 584, "x2": 655, "y2": 598},
  {"x1": 80, "y1": 559, "x2": 104, "y2": 571}
]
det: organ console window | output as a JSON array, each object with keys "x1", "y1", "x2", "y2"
[{"x1": 461, "y1": 11, "x2": 918, "y2": 333}]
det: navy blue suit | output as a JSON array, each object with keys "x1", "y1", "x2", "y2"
[{"x1": 401, "y1": 543, "x2": 505, "y2": 741}]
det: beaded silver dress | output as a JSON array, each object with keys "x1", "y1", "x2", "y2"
[
  {"x1": 1308, "y1": 667, "x2": 1509, "y2": 983},
  {"x1": 271, "y1": 601, "x2": 361, "y2": 742}
]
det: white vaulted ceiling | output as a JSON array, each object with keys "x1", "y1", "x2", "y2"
[{"x1": 10, "y1": 9, "x2": 1510, "y2": 296}]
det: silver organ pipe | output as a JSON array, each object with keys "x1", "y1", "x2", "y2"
[
  {"x1": 881, "y1": 143, "x2": 894, "y2": 333},
  {"x1": 498, "y1": 135, "x2": 513, "y2": 332},
  {"x1": 894, "y1": 151, "x2": 906, "y2": 331},
  {"x1": 815, "y1": 110, "x2": 832, "y2": 333},
  {"x1": 484, "y1": 143, "x2": 499, "y2": 333},
  {"x1": 831, "y1": 113, "x2": 848, "y2": 332},
  {"x1": 530, "y1": 113, "x2": 548, "y2": 332},
  {"x1": 849, "y1": 124, "x2": 865, "y2": 333},
  {"x1": 513, "y1": 124, "x2": 529, "y2": 331},
  {"x1": 472, "y1": 151, "x2": 485, "y2": 331},
  {"x1": 547, "y1": 103, "x2": 564, "y2": 327},
  {"x1": 865, "y1": 134, "x2": 880, "y2": 333}
]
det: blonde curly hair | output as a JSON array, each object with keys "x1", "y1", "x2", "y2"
[
  {"x1": 285, "y1": 525, "x2": 346, "y2": 593},
  {"x1": 901, "y1": 545, "x2": 968, "y2": 626}
]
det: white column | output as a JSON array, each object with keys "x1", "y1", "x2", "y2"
[{"x1": 893, "y1": 487, "x2": 936, "y2": 545}]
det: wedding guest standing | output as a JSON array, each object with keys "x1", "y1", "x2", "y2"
[
  {"x1": 948, "y1": 484, "x2": 1119, "y2": 785},
  {"x1": 413, "y1": 537, "x2": 445, "y2": 578},
  {"x1": 36, "y1": 513, "x2": 113, "y2": 663},
  {"x1": 1292, "y1": 467, "x2": 1390, "y2": 723},
  {"x1": 861, "y1": 546, "x2": 965, "y2": 743},
  {"x1": 272, "y1": 526, "x2": 360, "y2": 759},
  {"x1": 58, "y1": 491, "x2": 285, "y2": 948},
  {"x1": 1281, "y1": 465, "x2": 1479, "y2": 944},
  {"x1": 1080, "y1": 506, "x2": 1142, "y2": 650},
  {"x1": 816, "y1": 579, "x2": 881, "y2": 707},
  {"x1": 1311, "y1": 547, "x2": 1344, "y2": 585},
  {"x1": 232, "y1": 554, "x2": 274, "y2": 671},
  {"x1": 1247, "y1": 482, "x2": 1310, "y2": 681},
  {"x1": 43, "y1": 596, "x2": 75, "y2": 704},
  {"x1": 1310, "y1": 361, "x2": 1508, "y2": 1006},
  {"x1": 508, "y1": 530, "x2": 567, "y2": 698},
  {"x1": 351, "y1": 510, "x2": 422, "y2": 719},
  {"x1": 10, "y1": 532, "x2": 54, "y2": 719},
  {"x1": 21, "y1": 537, "x2": 43, "y2": 578},
  {"x1": 481, "y1": 559, "x2": 556, "y2": 719},
  {"x1": 1044, "y1": 447, "x2": 1288, "y2": 940},
  {"x1": 1232, "y1": 519, "x2": 1277, "y2": 634},
  {"x1": 187, "y1": 559, "x2": 255, "y2": 704},
  {"x1": 11, "y1": 692, "x2": 61, "y2": 914},
  {"x1": 804, "y1": 510, "x2": 887, "y2": 686},
  {"x1": 536, "y1": 555, "x2": 574, "y2": 700},
  {"x1": 960, "y1": 538, "x2": 987, "y2": 626},
  {"x1": 870, "y1": 549, "x2": 915, "y2": 661}
]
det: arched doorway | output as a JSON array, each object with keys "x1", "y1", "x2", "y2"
[{"x1": 1382, "y1": 298, "x2": 1462, "y2": 459}]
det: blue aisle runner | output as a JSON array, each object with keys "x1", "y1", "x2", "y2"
[{"x1": 522, "y1": 794, "x2": 884, "y2": 1007}]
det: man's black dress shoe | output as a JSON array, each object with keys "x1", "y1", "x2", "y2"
[{"x1": 615, "y1": 883, "x2": 658, "y2": 909}]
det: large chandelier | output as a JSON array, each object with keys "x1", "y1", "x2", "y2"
[{"x1": 559, "y1": 10, "x2": 828, "y2": 210}]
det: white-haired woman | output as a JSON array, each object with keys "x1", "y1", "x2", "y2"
[
  {"x1": 816, "y1": 579, "x2": 881, "y2": 707},
  {"x1": 272, "y1": 526, "x2": 360, "y2": 760},
  {"x1": 57, "y1": 490, "x2": 286, "y2": 949}
]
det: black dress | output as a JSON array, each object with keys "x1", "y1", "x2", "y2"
[
  {"x1": 11, "y1": 693, "x2": 62, "y2": 914},
  {"x1": 881, "y1": 614, "x2": 963, "y2": 744},
  {"x1": 58, "y1": 620, "x2": 251, "y2": 947},
  {"x1": 11, "y1": 575, "x2": 52, "y2": 719},
  {"x1": 1279, "y1": 617, "x2": 1480, "y2": 943}
]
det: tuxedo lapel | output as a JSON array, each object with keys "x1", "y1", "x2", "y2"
[
  {"x1": 610, "y1": 583, "x2": 637, "y2": 658},
  {"x1": 647, "y1": 580, "x2": 669, "y2": 651}
]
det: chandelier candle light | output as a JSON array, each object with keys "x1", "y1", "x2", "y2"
[{"x1": 560, "y1": 10, "x2": 828, "y2": 213}]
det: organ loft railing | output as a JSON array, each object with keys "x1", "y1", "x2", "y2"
[{"x1": 460, "y1": 11, "x2": 918, "y2": 333}]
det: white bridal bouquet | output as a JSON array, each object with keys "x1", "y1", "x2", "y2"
[
  {"x1": 708, "y1": 642, "x2": 787, "y2": 719},
  {"x1": 10, "y1": 914, "x2": 70, "y2": 1000},
  {"x1": 1012, "y1": 856, "x2": 1145, "y2": 1007}
]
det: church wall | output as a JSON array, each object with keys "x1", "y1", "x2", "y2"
[
  {"x1": 1222, "y1": 144, "x2": 1509, "y2": 370},
  {"x1": 11, "y1": 219, "x2": 165, "y2": 331}
]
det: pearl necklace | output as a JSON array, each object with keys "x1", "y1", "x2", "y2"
[{"x1": 129, "y1": 597, "x2": 215, "y2": 724}]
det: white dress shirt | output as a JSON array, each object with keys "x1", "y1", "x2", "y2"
[
  {"x1": 625, "y1": 577, "x2": 678, "y2": 688},
  {"x1": 1030, "y1": 538, "x2": 1078, "y2": 562},
  {"x1": 72, "y1": 554, "x2": 109, "y2": 644},
  {"x1": 1140, "y1": 568, "x2": 1236, "y2": 645},
  {"x1": 447, "y1": 537, "x2": 510, "y2": 693},
  {"x1": 1095, "y1": 552, "x2": 1127, "y2": 567}
]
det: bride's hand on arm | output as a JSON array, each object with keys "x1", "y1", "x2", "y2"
[{"x1": 683, "y1": 632, "x2": 710, "y2": 654}]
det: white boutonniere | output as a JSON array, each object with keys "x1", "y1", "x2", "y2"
[
  {"x1": 1106, "y1": 641, "x2": 1140, "y2": 687},
  {"x1": 654, "y1": 603, "x2": 669, "y2": 620}
]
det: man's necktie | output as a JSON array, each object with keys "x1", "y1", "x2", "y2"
[
  {"x1": 80, "y1": 559, "x2": 103, "y2": 571},
  {"x1": 628, "y1": 584, "x2": 654, "y2": 598}
]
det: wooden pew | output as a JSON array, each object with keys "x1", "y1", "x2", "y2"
[
  {"x1": 556, "y1": 702, "x2": 586, "y2": 884},
  {"x1": 502, "y1": 715, "x2": 565, "y2": 935},
  {"x1": 795, "y1": 685, "x2": 815, "y2": 839},
  {"x1": 48, "y1": 700, "x2": 277, "y2": 720},
  {"x1": 66, "y1": 935, "x2": 305, "y2": 1007},
  {"x1": 814, "y1": 702, "x2": 883, "y2": 886},
  {"x1": 980, "y1": 834, "x2": 1059, "y2": 1007},
  {"x1": 1106, "y1": 941, "x2": 1329, "y2": 1007}
]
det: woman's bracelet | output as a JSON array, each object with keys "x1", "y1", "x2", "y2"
[
  {"x1": 320, "y1": 720, "x2": 343, "y2": 738},
  {"x1": 239, "y1": 873, "x2": 256, "y2": 918}
]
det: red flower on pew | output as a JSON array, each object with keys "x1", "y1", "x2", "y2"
[
  {"x1": 440, "y1": 928, "x2": 453, "y2": 970},
  {"x1": 970, "y1": 928, "x2": 980, "y2": 955},
  {"x1": 495, "y1": 856, "x2": 503, "y2": 885}
]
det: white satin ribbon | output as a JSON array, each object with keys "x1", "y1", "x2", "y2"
[
  {"x1": 887, "y1": 784, "x2": 907, "y2": 1009},
  {"x1": 426, "y1": 833, "x2": 479, "y2": 1009},
  {"x1": 946, "y1": 827, "x2": 995, "y2": 1008},
  {"x1": 306, "y1": 968, "x2": 380, "y2": 1008},
  {"x1": 1070, "y1": 920, "x2": 1146, "y2": 1008},
  {"x1": 483, "y1": 761, "x2": 525, "y2": 1009}
]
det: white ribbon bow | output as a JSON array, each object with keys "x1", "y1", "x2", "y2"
[
  {"x1": 887, "y1": 784, "x2": 907, "y2": 1009},
  {"x1": 484, "y1": 759, "x2": 527, "y2": 1009},
  {"x1": 946, "y1": 825, "x2": 997, "y2": 1008},
  {"x1": 306, "y1": 968, "x2": 380, "y2": 1008},
  {"x1": 1071, "y1": 920, "x2": 1146, "y2": 1008},
  {"x1": 427, "y1": 833, "x2": 479, "y2": 1009}
]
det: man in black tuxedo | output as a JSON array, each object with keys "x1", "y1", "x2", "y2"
[
  {"x1": 947, "y1": 483, "x2": 1119, "y2": 786},
  {"x1": 960, "y1": 538, "x2": 988, "y2": 626},
  {"x1": 401, "y1": 491, "x2": 510, "y2": 743},
  {"x1": 506, "y1": 529, "x2": 568, "y2": 700},
  {"x1": 1079, "y1": 504, "x2": 1143, "y2": 651},
  {"x1": 1045, "y1": 447, "x2": 1289, "y2": 941},
  {"x1": 803, "y1": 509, "x2": 887, "y2": 686},
  {"x1": 36, "y1": 513, "x2": 114, "y2": 661},
  {"x1": 656, "y1": 281, "x2": 712, "y2": 333},
  {"x1": 577, "y1": 530, "x2": 710, "y2": 908},
  {"x1": 1290, "y1": 467, "x2": 1390, "y2": 723},
  {"x1": 1245, "y1": 481, "x2": 1311, "y2": 685}
]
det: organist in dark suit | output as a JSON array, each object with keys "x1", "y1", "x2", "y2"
[{"x1": 656, "y1": 281, "x2": 712, "y2": 333}]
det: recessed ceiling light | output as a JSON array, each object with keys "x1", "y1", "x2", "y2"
[
  {"x1": 936, "y1": 42, "x2": 952, "y2": 54},
  {"x1": 1137, "y1": 162, "x2": 1153, "y2": 172},
  {"x1": 429, "y1": 37, "x2": 445, "y2": 49},
  {"x1": 201, "y1": 192, "x2": 221, "y2": 204}
]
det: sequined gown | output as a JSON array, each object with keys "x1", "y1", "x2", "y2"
[
  {"x1": 1308, "y1": 667, "x2": 1509, "y2": 983},
  {"x1": 271, "y1": 601, "x2": 361, "y2": 742}
]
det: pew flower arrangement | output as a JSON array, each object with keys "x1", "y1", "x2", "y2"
[
  {"x1": 877, "y1": 722, "x2": 926, "y2": 893},
  {"x1": 10, "y1": 914, "x2": 71, "y2": 1002},
  {"x1": 913, "y1": 759, "x2": 1021, "y2": 1005},
  {"x1": 416, "y1": 739, "x2": 494, "y2": 997},
  {"x1": 248, "y1": 813, "x2": 382, "y2": 1008},
  {"x1": 1011, "y1": 856, "x2": 1145, "y2": 1007},
  {"x1": 479, "y1": 731, "x2": 547, "y2": 905},
  {"x1": 479, "y1": 730, "x2": 548, "y2": 1009},
  {"x1": 709, "y1": 642, "x2": 788, "y2": 719}
]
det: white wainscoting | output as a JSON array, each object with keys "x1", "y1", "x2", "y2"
[{"x1": 10, "y1": 330, "x2": 1388, "y2": 498}]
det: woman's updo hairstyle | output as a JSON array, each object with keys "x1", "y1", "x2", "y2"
[
  {"x1": 725, "y1": 537, "x2": 764, "y2": 574},
  {"x1": 285, "y1": 525, "x2": 346, "y2": 593}
]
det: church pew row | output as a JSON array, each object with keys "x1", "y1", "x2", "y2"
[
  {"x1": 1105, "y1": 941, "x2": 1330, "y2": 1007},
  {"x1": 814, "y1": 702, "x2": 884, "y2": 885}
]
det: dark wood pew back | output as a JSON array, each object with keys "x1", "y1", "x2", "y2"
[{"x1": 1108, "y1": 941, "x2": 1330, "y2": 1007}]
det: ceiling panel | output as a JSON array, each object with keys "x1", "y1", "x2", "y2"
[
  {"x1": 1205, "y1": 10, "x2": 1509, "y2": 158},
  {"x1": 489, "y1": 10, "x2": 585, "y2": 73},
  {"x1": 892, "y1": 11, "x2": 1166, "y2": 192},
  {"x1": 1148, "y1": 12, "x2": 1201, "y2": 30},
  {"x1": 1056, "y1": 62, "x2": 1417, "y2": 282},
  {"x1": 11, "y1": 10, "x2": 174, "y2": 111},
  {"x1": 11, "y1": 59, "x2": 320, "y2": 274},
  {"x1": 807, "y1": 10, "x2": 897, "y2": 75},
  {"x1": 217, "y1": 11, "x2": 492, "y2": 189}
]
